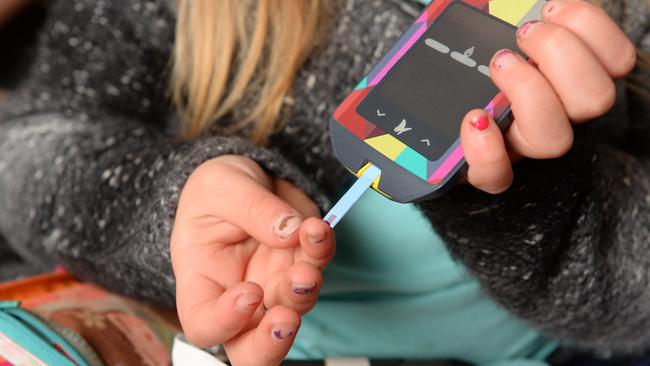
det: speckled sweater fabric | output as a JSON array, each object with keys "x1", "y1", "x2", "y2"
[{"x1": 1, "y1": 0, "x2": 650, "y2": 356}]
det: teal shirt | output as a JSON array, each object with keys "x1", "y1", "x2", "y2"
[{"x1": 289, "y1": 189, "x2": 557, "y2": 365}]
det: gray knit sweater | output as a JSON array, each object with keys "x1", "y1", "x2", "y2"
[{"x1": 1, "y1": 0, "x2": 650, "y2": 357}]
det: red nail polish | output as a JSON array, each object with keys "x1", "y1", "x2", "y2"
[
  {"x1": 471, "y1": 115, "x2": 489, "y2": 131},
  {"x1": 518, "y1": 20, "x2": 541, "y2": 38},
  {"x1": 492, "y1": 49, "x2": 514, "y2": 69}
]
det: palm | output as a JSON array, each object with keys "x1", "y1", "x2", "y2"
[
  {"x1": 204, "y1": 225, "x2": 300, "y2": 301},
  {"x1": 172, "y1": 157, "x2": 334, "y2": 365}
]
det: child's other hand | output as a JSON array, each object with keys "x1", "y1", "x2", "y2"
[
  {"x1": 461, "y1": 0, "x2": 636, "y2": 194},
  {"x1": 171, "y1": 155, "x2": 335, "y2": 365}
]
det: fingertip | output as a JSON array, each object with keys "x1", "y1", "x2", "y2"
[
  {"x1": 265, "y1": 305, "x2": 302, "y2": 322},
  {"x1": 261, "y1": 306, "x2": 301, "y2": 344},
  {"x1": 234, "y1": 282, "x2": 264, "y2": 312},
  {"x1": 300, "y1": 217, "x2": 333, "y2": 248},
  {"x1": 462, "y1": 109, "x2": 493, "y2": 136},
  {"x1": 270, "y1": 213, "x2": 303, "y2": 248},
  {"x1": 285, "y1": 263, "x2": 322, "y2": 313},
  {"x1": 297, "y1": 218, "x2": 335, "y2": 269},
  {"x1": 461, "y1": 110, "x2": 505, "y2": 165},
  {"x1": 461, "y1": 110, "x2": 513, "y2": 194},
  {"x1": 228, "y1": 306, "x2": 300, "y2": 366},
  {"x1": 180, "y1": 281, "x2": 263, "y2": 349},
  {"x1": 490, "y1": 49, "x2": 525, "y2": 77},
  {"x1": 468, "y1": 165, "x2": 513, "y2": 195},
  {"x1": 287, "y1": 262, "x2": 322, "y2": 294}
]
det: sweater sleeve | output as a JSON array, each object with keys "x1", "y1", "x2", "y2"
[
  {"x1": 0, "y1": 113, "x2": 325, "y2": 307},
  {"x1": 418, "y1": 1, "x2": 650, "y2": 355},
  {"x1": 0, "y1": 0, "x2": 326, "y2": 307}
]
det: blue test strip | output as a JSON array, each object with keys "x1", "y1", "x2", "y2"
[{"x1": 324, "y1": 165, "x2": 382, "y2": 228}]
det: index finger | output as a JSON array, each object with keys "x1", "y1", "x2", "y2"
[
  {"x1": 183, "y1": 158, "x2": 303, "y2": 249},
  {"x1": 542, "y1": 0, "x2": 637, "y2": 79}
]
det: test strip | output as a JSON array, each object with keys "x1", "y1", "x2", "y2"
[{"x1": 324, "y1": 165, "x2": 382, "y2": 228}]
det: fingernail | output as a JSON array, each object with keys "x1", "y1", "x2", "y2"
[
  {"x1": 517, "y1": 20, "x2": 541, "y2": 39},
  {"x1": 272, "y1": 323, "x2": 297, "y2": 340},
  {"x1": 274, "y1": 214, "x2": 301, "y2": 239},
  {"x1": 543, "y1": 0, "x2": 565, "y2": 17},
  {"x1": 292, "y1": 282, "x2": 317, "y2": 296},
  {"x1": 236, "y1": 293, "x2": 262, "y2": 312},
  {"x1": 307, "y1": 230, "x2": 326, "y2": 245},
  {"x1": 491, "y1": 49, "x2": 517, "y2": 70},
  {"x1": 470, "y1": 114, "x2": 490, "y2": 132}
]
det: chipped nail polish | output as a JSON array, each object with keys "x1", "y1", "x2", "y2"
[
  {"x1": 292, "y1": 282, "x2": 317, "y2": 296},
  {"x1": 236, "y1": 293, "x2": 262, "y2": 311},
  {"x1": 308, "y1": 231, "x2": 325, "y2": 245},
  {"x1": 470, "y1": 115, "x2": 489, "y2": 131},
  {"x1": 272, "y1": 324, "x2": 297, "y2": 340},
  {"x1": 274, "y1": 214, "x2": 301, "y2": 239},
  {"x1": 545, "y1": 4, "x2": 555, "y2": 15},
  {"x1": 544, "y1": 0, "x2": 565, "y2": 16},
  {"x1": 517, "y1": 20, "x2": 541, "y2": 39},
  {"x1": 492, "y1": 49, "x2": 516, "y2": 70}
]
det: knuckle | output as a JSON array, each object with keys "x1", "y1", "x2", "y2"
[
  {"x1": 570, "y1": 81, "x2": 616, "y2": 120},
  {"x1": 515, "y1": 121, "x2": 573, "y2": 160},
  {"x1": 612, "y1": 44, "x2": 637, "y2": 79},
  {"x1": 486, "y1": 181, "x2": 512, "y2": 195},
  {"x1": 469, "y1": 169, "x2": 512, "y2": 195},
  {"x1": 189, "y1": 159, "x2": 229, "y2": 189},
  {"x1": 181, "y1": 317, "x2": 215, "y2": 349},
  {"x1": 194, "y1": 155, "x2": 271, "y2": 189},
  {"x1": 241, "y1": 192, "x2": 277, "y2": 224},
  {"x1": 288, "y1": 294, "x2": 320, "y2": 314},
  {"x1": 510, "y1": 75, "x2": 546, "y2": 103},
  {"x1": 542, "y1": 25, "x2": 575, "y2": 53},
  {"x1": 295, "y1": 301, "x2": 317, "y2": 315},
  {"x1": 183, "y1": 329, "x2": 210, "y2": 349},
  {"x1": 220, "y1": 155, "x2": 269, "y2": 184},
  {"x1": 538, "y1": 132, "x2": 574, "y2": 159},
  {"x1": 186, "y1": 162, "x2": 213, "y2": 187},
  {"x1": 274, "y1": 178, "x2": 319, "y2": 217}
]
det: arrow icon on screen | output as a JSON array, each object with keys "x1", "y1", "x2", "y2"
[
  {"x1": 377, "y1": 109, "x2": 386, "y2": 117},
  {"x1": 421, "y1": 139, "x2": 431, "y2": 146}
]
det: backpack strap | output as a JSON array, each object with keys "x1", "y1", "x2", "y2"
[{"x1": 0, "y1": 301, "x2": 91, "y2": 366}]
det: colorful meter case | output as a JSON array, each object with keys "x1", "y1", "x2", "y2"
[{"x1": 329, "y1": 0, "x2": 546, "y2": 203}]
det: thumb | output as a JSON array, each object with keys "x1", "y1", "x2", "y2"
[{"x1": 460, "y1": 109, "x2": 513, "y2": 194}]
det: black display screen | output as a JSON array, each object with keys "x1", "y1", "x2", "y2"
[{"x1": 357, "y1": 2, "x2": 520, "y2": 161}]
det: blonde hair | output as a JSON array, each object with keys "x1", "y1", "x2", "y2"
[
  {"x1": 627, "y1": 50, "x2": 650, "y2": 100},
  {"x1": 172, "y1": 0, "x2": 332, "y2": 144},
  {"x1": 172, "y1": 0, "x2": 648, "y2": 144}
]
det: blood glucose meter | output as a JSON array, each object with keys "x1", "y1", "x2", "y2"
[{"x1": 329, "y1": 0, "x2": 546, "y2": 203}]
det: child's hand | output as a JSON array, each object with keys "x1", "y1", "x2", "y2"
[
  {"x1": 171, "y1": 155, "x2": 335, "y2": 366},
  {"x1": 461, "y1": 0, "x2": 636, "y2": 194}
]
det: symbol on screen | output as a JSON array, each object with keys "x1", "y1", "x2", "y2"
[
  {"x1": 451, "y1": 46, "x2": 477, "y2": 68},
  {"x1": 425, "y1": 39, "x2": 491, "y2": 77},
  {"x1": 425, "y1": 38, "x2": 450, "y2": 54},
  {"x1": 394, "y1": 119, "x2": 413, "y2": 136}
]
